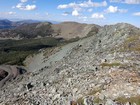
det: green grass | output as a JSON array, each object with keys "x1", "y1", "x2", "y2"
[
  {"x1": 0, "y1": 51, "x2": 33, "y2": 65},
  {"x1": 0, "y1": 36, "x2": 84, "y2": 65},
  {"x1": 0, "y1": 31, "x2": 96, "y2": 66},
  {"x1": 0, "y1": 37, "x2": 59, "y2": 50},
  {"x1": 0, "y1": 37, "x2": 60, "y2": 65}
]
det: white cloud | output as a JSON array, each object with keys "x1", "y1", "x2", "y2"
[
  {"x1": 106, "y1": 6, "x2": 118, "y2": 13},
  {"x1": 87, "y1": 8, "x2": 93, "y2": 12},
  {"x1": 72, "y1": 10, "x2": 79, "y2": 16},
  {"x1": 57, "y1": 0, "x2": 107, "y2": 9},
  {"x1": 16, "y1": 3, "x2": 23, "y2": 9},
  {"x1": 20, "y1": 0, "x2": 28, "y2": 3},
  {"x1": 16, "y1": 3, "x2": 36, "y2": 10},
  {"x1": 25, "y1": 5, "x2": 36, "y2": 10},
  {"x1": 58, "y1": 0, "x2": 107, "y2": 17},
  {"x1": 58, "y1": 4, "x2": 69, "y2": 9},
  {"x1": 79, "y1": 0, "x2": 107, "y2": 7},
  {"x1": 124, "y1": 0, "x2": 140, "y2": 4},
  {"x1": 106, "y1": 6, "x2": 127, "y2": 13},
  {"x1": 133, "y1": 12, "x2": 140, "y2": 16},
  {"x1": 110, "y1": 0, "x2": 140, "y2": 4},
  {"x1": 91, "y1": 13, "x2": 105, "y2": 19}
]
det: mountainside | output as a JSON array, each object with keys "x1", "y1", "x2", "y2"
[
  {"x1": 0, "y1": 19, "x2": 40, "y2": 30},
  {"x1": 15, "y1": 19, "x2": 41, "y2": 25},
  {"x1": 0, "y1": 19, "x2": 14, "y2": 29},
  {"x1": 0, "y1": 23, "x2": 140, "y2": 105},
  {"x1": 52, "y1": 22, "x2": 100, "y2": 39},
  {"x1": 0, "y1": 21, "x2": 100, "y2": 40},
  {"x1": 0, "y1": 22, "x2": 53, "y2": 39}
]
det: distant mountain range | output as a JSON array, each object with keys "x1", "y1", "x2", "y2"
[
  {"x1": 0, "y1": 20, "x2": 100, "y2": 40},
  {"x1": 0, "y1": 19, "x2": 14, "y2": 29},
  {"x1": 0, "y1": 19, "x2": 138, "y2": 41},
  {"x1": 0, "y1": 19, "x2": 59, "y2": 29}
]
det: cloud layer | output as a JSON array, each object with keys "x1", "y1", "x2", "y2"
[
  {"x1": 110, "y1": 0, "x2": 140, "y2": 4},
  {"x1": 5, "y1": 0, "x2": 139, "y2": 26},
  {"x1": 58, "y1": 0, "x2": 107, "y2": 17},
  {"x1": 58, "y1": 0, "x2": 107, "y2": 9},
  {"x1": 14, "y1": 0, "x2": 36, "y2": 11},
  {"x1": 20, "y1": 0, "x2": 28, "y2": 3}
]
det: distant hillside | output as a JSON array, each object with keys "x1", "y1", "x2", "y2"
[
  {"x1": 0, "y1": 19, "x2": 14, "y2": 29},
  {"x1": 52, "y1": 22, "x2": 101, "y2": 39},
  {"x1": 14, "y1": 20, "x2": 41, "y2": 26},
  {"x1": 1, "y1": 20, "x2": 139, "y2": 40},
  {"x1": 0, "y1": 21, "x2": 101, "y2": 40},
  {"x1": 0, "y1": 19, "x2": 41, "y2": 30},
  {"x1": 0, "y1": 22, "x2": 53, "y2": 39}
]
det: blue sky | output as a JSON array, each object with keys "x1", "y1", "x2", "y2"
[{"x1": 0, "y1": 0, "x2": 140, "y2": 27}]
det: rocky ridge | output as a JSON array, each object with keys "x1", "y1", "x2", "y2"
[
  {"x1": 0, "y1": 23, "x2": 140, "y2": 105},
  {"x1": 52, "y1": 22, "x2": 100, "y2": 39},
  {"x1": 0, "y1": 21, "x2": 100, "y2": 40}
]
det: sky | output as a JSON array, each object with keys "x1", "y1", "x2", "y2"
[{"x1": 0, "y1": 0, "x2": 140, "y2": 27}]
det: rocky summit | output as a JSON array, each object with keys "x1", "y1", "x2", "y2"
[{"x1": 0, "y1": 23, "x2": 140, "y2": 105}]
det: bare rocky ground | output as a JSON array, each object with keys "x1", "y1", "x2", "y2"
[
  {"x1": 52, "y1": 22, "x2": 100, "y2": 39},
  {"x1": 0, "y1": 23, "x2": 140, "y2": 105}
]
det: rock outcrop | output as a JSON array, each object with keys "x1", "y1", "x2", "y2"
[
  {"x1": 0, "y1": 23, "x2": 140, "y2": 105},
  {"x1": 0, "y1": 65, "x2": 26, "y2": 88}
]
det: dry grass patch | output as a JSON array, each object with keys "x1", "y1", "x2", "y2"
[
  {"x1": 100, "y1": 62, "x2": 121, "y2": 68},
  {"x1": 116, "y1": 96, "x2": 140, "y2": 105},
  {"x1": 121, "y1": 35, "x2": 140, "y2": 52}
]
